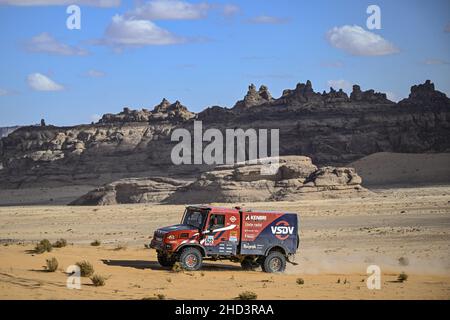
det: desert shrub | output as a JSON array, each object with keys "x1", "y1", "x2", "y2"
[
  {"x1": 398, "y1": 272, "x2": 408, "y2": 282},
  {"x1": 76, "y1": 260, "x2": 94, "y2": 277},
  {"x1": 90, "y1": 240, "x2": 101, "y2": 246},
  {"x1": 35, "y1": 239, "x2": 52, "y2": 254},
  {"x1": 90, "y1": 274, "x2": 106, "y2": 286},
  {"x1": 236, "y1": 291, "x2": 257, "y2": 300},
  {"x1": 45, "y1": 257, "x2": 58, "y2": 272},
  {"x1": 53, "y1": 239, "x2": 67, "y2": 248},
  {"x1": 296, "y1": 278, "x2": 305, "y2": 285},
  {"x1": 171, "y1": 262, "x2": 183, "y2": 273},
  {"x1": 398, "y1": 257, "x2": 409, "y2": 266},
  {"x1": 155, "y1": 294, "x2": 166, "y2": 300}
]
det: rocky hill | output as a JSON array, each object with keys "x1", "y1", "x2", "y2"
[
  {"x1": 71, "y1": 156, "x2": 369, "y2": 205},
  {"x1": 0, "y1": 80, "x2": 449, "y2": 189},
  {"x1": 0, "y1": 126, "x2": 20, "y2": 139}
]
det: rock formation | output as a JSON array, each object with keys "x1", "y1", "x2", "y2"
[
  {"x1": 70, "y1": 177, "x2": 190, "y2": 205},
  {"x1": 71, "y1": 156, "x2": 368, "y2": 205},
  {"x1": 0, "y1": 126, "x2": 20, "y2": 139},
  {"x1": 0, "y1": 80, "x2": 449, "y2": 189}
]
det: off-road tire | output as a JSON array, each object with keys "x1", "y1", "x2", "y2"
[
  {"x1": 262, "y1": 251, "x2": 286, "y2": 273},
  {"x1": 241, "y1": 257, "x2": 259, "y2": 271},
  {"x1": 157, "y1": 252, "x2": 175, "y2": 268},
  {"x1": 179, "y1": 247, "x2": 203, "y2": 271}
]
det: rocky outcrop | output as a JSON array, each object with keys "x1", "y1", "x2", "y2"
[
  {"x1": 350, "y1": 85, "x2": 390, "y2": 103},
  {"x1": 1, "y1": 80, "x2": 449, "y2": 189},
  {"x1": 70, "y1": 177, "x2": 190, "y2": 205},
  {"x1": 99, "y1": 99, "x2": 195, "y2": 124},
  {"x1": 72, "y1": 156, "x2": 368, "y2": 205},
  {"x1": 0, "y1": 126, "x2": 20, "y2": 138},
  {"x1": 233, "y1": 84, "x2": 274, "y2": 109}
]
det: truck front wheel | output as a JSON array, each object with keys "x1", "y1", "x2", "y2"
[
  {"x1": 179, "y1": 247, "x2": 203, "y2": 271},
  {"x1": 262, "y1": 251, "x2": 286, "y2": 273},
  {"x1": 157, "y1": 252, "x2": 175, "y2": 268}
]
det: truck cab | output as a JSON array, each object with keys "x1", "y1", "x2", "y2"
[{"x1": 150, "y1": 205, "x2": 299, "y2": 273}]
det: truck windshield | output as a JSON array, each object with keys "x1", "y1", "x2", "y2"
[{"x1": 182, "y1": 208, "x2": 207, "y2": 229}]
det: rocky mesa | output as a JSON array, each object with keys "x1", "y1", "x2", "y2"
[
  {"x1": 0, "y1": 80, "x2": 449, "y2": 190},
  {"x1": 71, "y1": 156, "x2": 368, "y2": 205}
]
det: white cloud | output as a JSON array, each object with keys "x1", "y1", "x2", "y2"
[
  {"x1": 222, "y1": 4, "x2": 240, "y2": 17},
  {"x1": 126, "y1": 0, "x2": 209, "y2": 20},
  {"x1": 385, "y1": 91, "x2": 402, "y2": 102},
  {"x1": 85, "y1": 69, "x2": 106, "y2": 77},
  {"x1": 0, "y1": 0, "x2": 119, "y2": 6},
  {"x1": 321, "y1": 61, "x2": 344, "y2": 68},
  {"x1": 90, "y1": 114, "x2": 101, "y2": 122},
  {"x1": 326, "y1": 25, "x2": 399, "y2": 56},
  {"x1": 97, "y1": 15, "x2": 184, "y2": 49},
  {"x1": 27, "y1": 73, "x2": 64, "y2": 91},
  {"x1": 26, "y1": 33, "x2": 88, "y2": 56},
  {"x1": 97, "y1": 15, "x2": 184, "y2": 48},
  {"x1": 247, "y1": 15, "x2": 290, "y2": 25},
  {"x1": 0, "y1": 88, "x2": 15, "y2": 96},
  {"x1": 424, "y1": 59, "x2": 449, "y2": 65},
  {"x1": 327, "y1": 79, "x2": 352, "y2": 92}
]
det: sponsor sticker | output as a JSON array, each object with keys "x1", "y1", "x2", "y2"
[
  {"x1": 205, "y1": 235, "x2": 214, "y2": 246},
  {"x1": 271, "y1": 220, "x2": 294, "y2": 240},
  {"x1": 229, "y1": 230, "x2": 238, "y2": 242}
]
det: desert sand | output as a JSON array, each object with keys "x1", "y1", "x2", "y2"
[{"x1": 0, "y1": 185, "x2": 449, "y2": 300}]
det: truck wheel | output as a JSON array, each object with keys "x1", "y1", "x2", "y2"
[
  {"x1": 241, "y1": 257, "x2": 257, "y2": 271},
  {"x1": 262, "y1": 251, "x2": 286, "y2": 273},
  {"x1": 157, "y1": 252, "x2": 175, "y2": 268},
  {"x1": 179, "y1": 247, "x2": 203, "y2": 271}
]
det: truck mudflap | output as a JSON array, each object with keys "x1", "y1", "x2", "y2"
[{"x1": 287, "y1": 254, "x2": 298, "y2": 266}]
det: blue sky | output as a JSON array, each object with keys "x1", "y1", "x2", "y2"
[{"x1": 0, "y1": 0, "x2": 449, "y2": 126}]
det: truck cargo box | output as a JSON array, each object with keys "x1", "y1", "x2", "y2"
[{"x1": 240, "y1": 211, "x2": 298, "y2": 255}]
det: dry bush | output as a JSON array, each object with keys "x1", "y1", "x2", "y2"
[
  {"x1": 90, "y1": 240, "x2": 101, "y2": 246},
  {"x1": 45, "y1": 257, "x2": 58, "y2": 272},
  {"x1": 398, "y1": 272, "x2": 408, "y2": 282},
  {"x1": 296, "y1": 278, "x2": 304, "y2": 285},
  {"x1": 76, "y1": 260, "x2": 94, "y2": 277},
  {"x1": 35, "y1": 239, "x2": 52, "y2": 254},
  {"x1": 52, "y1": 239, "x2": 67, "y2": 248},
  {"x1": 90, "y1": 274, "x2": 106, "y2": 286},
  {"x1": 236, "y1": 291, "x2": 257, "y2": 300}
]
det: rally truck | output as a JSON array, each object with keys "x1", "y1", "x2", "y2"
[{"x1": 149, "y1": 205, "x2": 299, "y2": 273}]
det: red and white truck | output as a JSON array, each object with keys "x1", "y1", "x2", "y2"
[{"x1": 150, "y1": 205, "x2": 299, "y2": 273}]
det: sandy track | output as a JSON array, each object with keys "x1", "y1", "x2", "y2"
[
  {"x1": 0, "y1": 245, "x2": 449, "y2": 300},
  {"x1": 0, "y1": 185, "x2": 449, "y2": 299}
]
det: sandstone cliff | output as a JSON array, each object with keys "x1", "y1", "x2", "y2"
[
  {"x1": 71, "y1": 156, "x2": 368, "y2": 205},
  {"x1": 0, "y1": 80, "x2": 449, "y2": 189}
]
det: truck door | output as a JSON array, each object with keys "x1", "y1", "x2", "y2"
[{"x1": 202, "y1": 212, "x2": 239, "y2": 256}]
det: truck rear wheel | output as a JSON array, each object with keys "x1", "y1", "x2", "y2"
[
  {"x1": 241, "y1": 257, "x2": 259, "y2": 271},
  {"x1": 262, "y1": 251, "x2": 286, "y2": 273},
  {"x1": 157, "y1": 252, "x2": 175, "y2": 268},
  {"x1": 179, "y1": 247, "x2": 203, "y2": 271}
]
